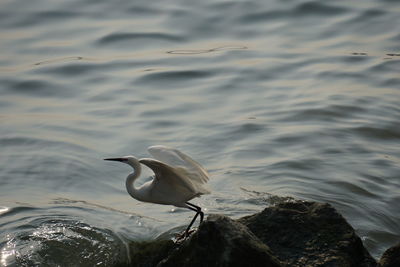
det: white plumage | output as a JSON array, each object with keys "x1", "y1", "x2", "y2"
[{"x1": 104, "y1": 145, "x2": 210, "y2": 237}]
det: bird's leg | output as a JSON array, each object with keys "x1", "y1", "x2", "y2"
[
  {"x1": 175, "y1": 207, "x2": 198, "y2": 243},
  {"x1": 184, "y1": 202, "x2": 204, "y2": 236},
  {"x1": 186, "y1": 202, "x2": 204, "y2": 223},
  {"x1": 175, "y1": 203, "x2": 204, "y2": 243},
  {"x1": 185, "y1": 209, "x2": 200, "y2": 236}
]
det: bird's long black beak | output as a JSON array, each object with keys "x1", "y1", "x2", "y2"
[{"x1": 104, "y1": 158, "x2": 124, "y2": 162}]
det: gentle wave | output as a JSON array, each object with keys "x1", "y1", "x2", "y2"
[
  {"x1": 136, "y1": 70, "x2": 213, "y2": 83},
  {"x1": 1, "y1": 79, "x2": 70, "y2": 97},
  {"x1": 0, "y1": 215, "x2": 128, "y2": 266},
  {"x1": 0, "y1": 136, "x2": 93, "y2": 152},
  {"x1": 97, "y1": 32, "x2": 185, "y2": 46},
  {"x1": 293, "y1": 2, "x2": 348, "y2": 16},
  {"x1": 350, "y1": 125, "x2": 400, "y2": 140}
]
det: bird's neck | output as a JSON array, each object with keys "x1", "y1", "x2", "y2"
[{"x1": 125, "y1": 161, "x2": 146, "y2": 201}]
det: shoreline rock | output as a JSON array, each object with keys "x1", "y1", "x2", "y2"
[
  {"x1": 123, "y1": 200, "x2": 398, "y2": 267},
  {"x1": 239, "y1": 201, "x2": 376, "y2": 266},
  {"x1": 158, "y1": 214, "x2": 282, "y2": 266},
  {"x1": 379, "y1": 243, "x2": 400, "y2": 267}
]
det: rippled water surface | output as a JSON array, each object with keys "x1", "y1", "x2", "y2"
[{"x1": 1, "y1": 0, "x2": 400, "y2": 265}]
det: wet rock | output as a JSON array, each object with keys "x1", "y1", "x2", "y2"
[
  {"x1": 158, "y1": 214, "x2": 282, "y2": 267},
  {"x1": 122, "y1": 200, "x2": 379, "y2": 267},
  {"x1": 239, "y1": 201, "x2": 377, "y2": 267},
  {"x1": 379, "y1": 243, "x2": 400, "y2": 267},
  {"x1": 124, "y1": 240, "x2": 175, "y2": 267}
]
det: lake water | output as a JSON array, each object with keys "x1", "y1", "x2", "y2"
[{"x1": 1, "y1": 0, "x2": 399, "y2": 265}]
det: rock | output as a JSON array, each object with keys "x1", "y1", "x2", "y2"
[
  {"x1": 239, "y1": 201, "x2": 377, "y2": 267},
  {"x1": 379, "y1": 243, "x2": 400, "y2": 267},
  {"x1": 125, "y1": 240, "x2": 175, "y2": 267},
  {"x1": 158, "y1": 214, "x2": 282, "y2": 267},
  {"x1": 121, "y1": 200, "x2": 378, "y2": 267}
]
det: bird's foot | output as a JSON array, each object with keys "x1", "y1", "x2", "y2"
[{"x1": 174, "y1": 228, "x2": 196, "y2": 244}]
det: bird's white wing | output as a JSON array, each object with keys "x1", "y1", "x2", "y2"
[
  {"x1": 139, "y1": 158, "x2": 209, "y2": 198},
  {"x1": 147, "y1": 145, "x2": 209, "y2": 185}
]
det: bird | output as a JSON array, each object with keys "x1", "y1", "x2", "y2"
[{"x1": 104, "y1": 145, "x2": 210, "y2": 238}]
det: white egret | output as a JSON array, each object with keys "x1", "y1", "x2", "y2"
[{"x1": 104, "y1": 145, "x2": 210, "y2": 237}]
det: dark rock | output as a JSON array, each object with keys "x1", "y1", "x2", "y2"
[
  {"x1": 379, "y1": 243, "x2": 400, "y2": 267},
  {"x1": 158, "y1": 214, "x2": 282, "y2": 267},
  {"x1": 121, "y1": 200, "x2": 378, "y2": 267},
  {"x1": 126, "y1": 240, "x2": 175, "y2": 267},
  {"x1": 239, "y1": 201, "x2": 377, "y2": 267}
]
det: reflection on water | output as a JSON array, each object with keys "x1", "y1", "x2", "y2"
[{"x1": 1, "y1": 0, "x2": 400, "y2": 264}]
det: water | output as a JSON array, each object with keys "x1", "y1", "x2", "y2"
[{"x1": 1, "y1": 0, "x2": 399, "y2": 265}]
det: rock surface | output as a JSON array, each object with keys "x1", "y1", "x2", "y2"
[
  {"x1": 379, "y1": 243, "x2": 400, "y2": 267},
  {"x1": 239, "y1": 201, "x2": 377, "y2": 267},
  {"x1": 123, "y1": 200, "x2": 383, "y2": 267},
  {"x1": 158, "y1": 214, "x2": 282, "y2": 267},
  {"x1": 126, "y1": 240, "x2": 175, "y2": 267}
]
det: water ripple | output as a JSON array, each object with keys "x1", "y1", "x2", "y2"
[
  {"x1": 350, "y1": 126, "x2": 400, "y2": 140},
  {"x1": 13, "y1": 11, "x2": 82, "y2": 27},
  {"x1": 135, "y1": 69, "x2": 214, "y2": 86},
  {"x1": 97, "y1": 32, "x2": 184, "y2": 46},
  {"x1": 1, "y1": 79, "x2": 72, "y2": 97},
  {"x1": 35, "y1": 62, "x2": 101, "y2": 77},
  {"x1": 327, "y1": 181, "x2": 378, "y2": 198},
  {"x1": 167, "y1": 45, "x2": 247, "y2": 55},
  {"x1": 294, "y1": 1, "x2": 348, "y2": 17},
  {"x1": 0, "y1": 136, "x2": 92, "y2": 152}
]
